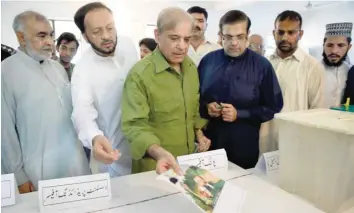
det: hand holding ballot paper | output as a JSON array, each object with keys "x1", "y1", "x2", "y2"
[
  {"x1": 157, "y1": 150, "x2": 246, "y2": 212},
  {"x1": 157, "y1": 166, "x2": 226, "y2": 213}
]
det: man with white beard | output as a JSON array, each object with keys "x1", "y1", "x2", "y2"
[{"x1": 1, "y1": 11, "x2": 90, "y2": 193}]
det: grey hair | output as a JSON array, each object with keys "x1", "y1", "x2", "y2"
[
  {"x1": 12, "y1": 10, "x2": 48, "y2": 33},
  {"x1": 157, "y1": 7, "x2": 193, "y2": 33}
]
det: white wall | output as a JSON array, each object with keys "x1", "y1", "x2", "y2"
[
  {"x1": 301, "y1": 1, "x2": 354, "y2": 63},
  {"x1": 2, "y1": 0, "x2": 354, "y2": 62}
]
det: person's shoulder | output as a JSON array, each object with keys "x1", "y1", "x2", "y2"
[
  {"x1": 247, "y1": 49, "x2": 273, "y2": 68},
  {"x1": 202, "y1": 48, "x2": 223, "y2": 61},
  {"x1": 128, "y1": 56, "x2": 155, "y2": 77},
  {"x1": 1, "y1": 52, "x2": 21, "y2": 77},
  {"x1": 207, "y1": 41, "x2": 222, "y2": 50},
  {"x1": 74, "y1": 48, "x2": 95, "y2": 71}
]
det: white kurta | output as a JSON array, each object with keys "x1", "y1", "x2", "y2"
[
  {"x1": 323, "y1": 61, "x2": 349, "y2": 107},
  {"x1": 259, "y1": 48, "x2": 326, "y2": 154},
  {"x1": 71, "y1": 36, "x2": 139, "y2": 177},
  {"x1": 1, "y1": 50, "x2": 90, "y2": 189},
  {"x1": 268, "y1": 48, "x2": 326, "y2": 112},
  {"x1": 188, "y1": 40, "x2": 221, "y2": 66}
]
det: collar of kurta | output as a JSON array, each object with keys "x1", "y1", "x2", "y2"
[
  {"x1": 270, "y1": 47, "x2": 305, "y2": 62},
  {"x1": 151, "y1": 47, "x2": 194, "y2": 74}
]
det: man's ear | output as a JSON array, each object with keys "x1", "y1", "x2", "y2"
[
  {"x1": 348, "y1": 43, "x2": 352, "y2": 51},
  {"x1": 82, "y1": 33, "x2": 88, "y2": 43},
  {"x1": 16, "y1": 32, "x2": 26, "y2": 46},
  {"x1": 154, "y1": 29, "x2": 159, "y2": 44},
  {"x1": 298, "y1": 30, "x2": 304, "y2": 40}
]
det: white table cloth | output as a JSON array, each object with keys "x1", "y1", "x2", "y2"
[{"x1": 2, "y1": 163, "x2": 324, "y2": 213}]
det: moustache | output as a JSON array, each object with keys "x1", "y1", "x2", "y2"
[
  {"x1": 328, "y1": 54, "x2": 340, "y2": 58},
  {"x1": 101, "y1": 40, "x2": 114, "y2": 45},
  {"x1": 193, "y1": 26, "x2": 201, "y2": 31},
  {"x1": 279, "y1": 41, "x2": 291, "y2": 46}
]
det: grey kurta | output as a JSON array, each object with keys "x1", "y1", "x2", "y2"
[{"x1": 1, "y1": 50, "x2": 90, "y2": 189}]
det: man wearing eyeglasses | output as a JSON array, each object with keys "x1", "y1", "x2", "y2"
[
  {"x1": 198, "y1": 10, "x2": 283, "y2": 169},
  {"x1": 248, "y1": 34, "x2": 265, "y2": 56},
  {"x1": 268, "y1": 10, "x2": 325, "y2": 112}
]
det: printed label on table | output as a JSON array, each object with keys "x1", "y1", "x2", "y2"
[
  {"x1": 1, "y1": 173, "x2": 16, "y2": 207},
  {"x1": 177, "y1": 149, "x2": 228, "y2": 171},
  {"x1": 255, "y1": 150, "x2": 280, "y2": 174},
  {"x1": 38, "y1": 173, "x2": 111, "y2": 212}
]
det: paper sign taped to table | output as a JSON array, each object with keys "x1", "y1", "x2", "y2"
[
  {"x1": 1, "y1": 173, "x2": 16, "y2": 207},
  {"x1": 157, "y1": 166, "x2": 245, "y2": 213},
  {"x1": 177, "y1": 149, "x2": 228, "y2": 171},
  {"x1": 38, "y1": 173, "x2": 111, "y2": 213},
  {"x1": 255, "y1": 150, "x2": 280, "y2": 174}
]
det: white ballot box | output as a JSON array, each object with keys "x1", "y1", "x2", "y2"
[{"x1": 275, "y1": 109, "x2": 354, "y2": 213}]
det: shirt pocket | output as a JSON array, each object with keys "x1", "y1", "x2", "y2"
[
  {"x1": 230, "y1": 80, "x2": 257, "y2": 106},
  {"x1": 152, "y1": 99, "x2": 181, "y2": 123}
]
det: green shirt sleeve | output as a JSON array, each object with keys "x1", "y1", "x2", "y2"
[
  {"x1": 122, "y1": 68, "x2": 161, "y2": 160},
  {"x1": 194, "y1": 93, "x2": 208, "y2": 130}
]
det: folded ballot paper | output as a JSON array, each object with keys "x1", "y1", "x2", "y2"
[{"x1": 157, "y1": 166, "x2": 246, "y2": 213}]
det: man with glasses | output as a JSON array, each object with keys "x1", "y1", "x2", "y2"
[
  {"x1": 198, "y1": 10, "x2": 283, "y2": 169},
  {"x1": 268, "y1": 10, "x2": 325, "y2": 112},
  {"x1": 249, "y1": 34, "x2": 265, "y2": 56}
]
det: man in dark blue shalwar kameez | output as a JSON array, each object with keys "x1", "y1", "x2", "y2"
[{"x1": 198, "y1": 10, "x2": 284, "y2": 169}]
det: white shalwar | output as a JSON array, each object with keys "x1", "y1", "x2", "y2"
[
  {"x1": 1, "y1": 50, "x2": 90, "y2": 189},
  {"x1": 71, "y1": 36, "x2": 139, "y2": 177}
]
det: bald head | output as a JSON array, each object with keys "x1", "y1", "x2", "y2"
[
  {"x1": 157, "y1": 7, "x2": 193, "y2": 33},
  {"x1": 249, "y1": 34, "x2": 265, "y2": 55},
  {"x1": 13, "y1": 11, "x2": 49, "y2": 34}
]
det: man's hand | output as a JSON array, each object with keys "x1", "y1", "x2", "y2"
[
  {"x1": 195, "y1": 129, "x2": 211, "y2": 152},
  {"x1": 207, "y1": 102, "x2": 222, "y2": 117},
  {"x1": 147, "y1": 144, "x2": 182, "y2": 175},
  {"x1": 18, "y1": 181, "x2": 34, "y2": 194},
  {"x1": 92, "y1": 135, "x2": 120, "y2": 164},
  {"x1": 221, "y1": 103, "x2": 237, "y2": 122}
]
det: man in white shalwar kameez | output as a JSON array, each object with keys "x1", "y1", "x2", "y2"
[
  {"x1": 322, "y1": 22, "x2": 352, "y2": 108},
  {"x1": 263, "y1": 11, "x2": 326, "y2": 152},
  {"x1": 1, "y1": 11, "x2": 90, "y2": 193},
  {"x1": 71, "y1": 2, "x2": 138, "y2": 177}
]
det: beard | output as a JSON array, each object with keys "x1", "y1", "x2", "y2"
[
  {"x1": 24, "y1": 40, "x2": 52, "y2": 61},
  {"x1": 322, "y1": 51, "x2": 348, "y2": 67},
  {"x1": 87, "y1": 35, "x2": 117, "y2": 56},
  {"x1": 277, "y1": 40, "x2": 296, "y2": 53}
]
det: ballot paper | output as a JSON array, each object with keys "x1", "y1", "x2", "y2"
[{"x1": 157, "y1": 166, "x2": 245, "y2": 213}]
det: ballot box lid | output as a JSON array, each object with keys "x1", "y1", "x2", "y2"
[{"x1": 275, "y1": 108, "x2": 354, "y2": 135}]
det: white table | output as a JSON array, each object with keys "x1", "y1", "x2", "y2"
[
  {"x1": 2, "y1": 163, "x2": 324, "y2": 213},
  {"x1": 275, "y1": 109, "x2": 354, "y2": 213}
]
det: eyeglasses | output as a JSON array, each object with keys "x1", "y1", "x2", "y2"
[{"x1": 221, "y1": 33, "x2": 247, "y2": 42}]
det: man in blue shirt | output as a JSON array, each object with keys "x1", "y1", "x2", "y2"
[{"x1": 198, "y1": 10, "x2": 283, "y2": 169}]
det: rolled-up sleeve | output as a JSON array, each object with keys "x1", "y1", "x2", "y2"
[
  {"x1": 71, "y1": 66, "x2": 103, "y2": 149},
  {"x1": 121, "y1": 70, "x2": 161, "y2": 160}
]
